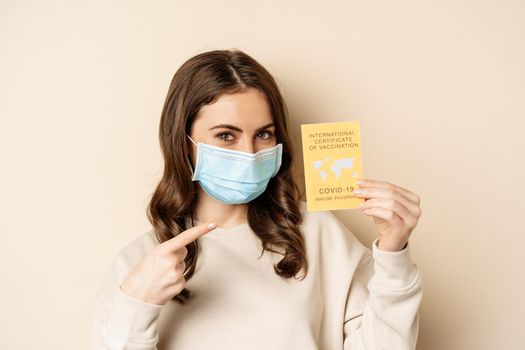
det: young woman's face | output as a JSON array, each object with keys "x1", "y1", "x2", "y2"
[{"x1": 188, "y1": 87, "x2": 277, "y2": 158}]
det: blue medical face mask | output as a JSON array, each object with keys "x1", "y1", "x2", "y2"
[{"x1": 186, "y1": 134, "x2": 283, "y2": 204}]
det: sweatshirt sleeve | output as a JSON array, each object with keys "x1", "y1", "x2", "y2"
[
  {"x1": 343, "y1": 237, "x2": 423, "y2": 350},
  {"x1": 91, "y1": 255, "x2": 164, "y2": 350}
]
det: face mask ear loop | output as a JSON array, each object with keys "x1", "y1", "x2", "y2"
[
  {"x1": 186, "y1": 134, "x2": 198, "y2": 146},
  {"x1": 186, "y1": 134, "x2": 197, "y2": 176}
]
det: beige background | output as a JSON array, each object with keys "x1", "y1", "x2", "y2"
[{"x1": 1, "y1": 0, "x2": 523, "y2": 349}]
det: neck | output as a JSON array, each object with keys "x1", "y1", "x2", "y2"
[{"x1": 193, "y1": 186, "x2": 248, "y2": 228}]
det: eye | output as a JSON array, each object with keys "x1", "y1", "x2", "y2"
[
  {"x1": 257, "y1": 130, "x2": 274, "y2": 140},
  {"x1": 216, "y1": 132, "x2": 234, "y2": 141}
]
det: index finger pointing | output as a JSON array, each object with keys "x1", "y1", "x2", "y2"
[{"x1": 163, "y1": 222, "x2": 217, "y2": 251}]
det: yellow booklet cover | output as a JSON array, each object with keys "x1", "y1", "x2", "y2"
[{"x1": 300, "y1": 121, "x2": 364, "y2": 211}]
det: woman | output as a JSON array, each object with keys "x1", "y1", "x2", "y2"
[{"x1": 91, "y1": 49, "x2": 423, "y2": 349}]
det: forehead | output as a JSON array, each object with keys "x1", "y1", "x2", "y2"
[{"x1": 194, "y1": 88, "x2": 274, "y2": 128}]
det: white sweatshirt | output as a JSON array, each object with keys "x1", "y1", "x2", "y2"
[{"x1": 91, "y1": 200, "x2": 423, "y2": 349}]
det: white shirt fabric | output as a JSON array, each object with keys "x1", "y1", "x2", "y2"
[{"x1": 91, "y1": 200, "x2": 423, "y2": 349}]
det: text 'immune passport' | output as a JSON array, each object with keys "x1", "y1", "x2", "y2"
[{"x1": 301, "y1": 121, "x2": 364, "y2": 211}]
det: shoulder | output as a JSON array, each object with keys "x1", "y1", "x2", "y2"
[
  {"x1": 94, "y1": 228, "x2": 159, "y2": 299},
  {"x1": 297, "y1": 199, "x2": 354, "y2": 240},
  {"x1": 111, "y1": 229, "x2": 159, "y2": 284},
  {"x1": 297, "y1": 200, "x2": 350, "y2": 234},
  {"x1": 297, "y1": 200, "x2": 371, "y2": 263}
]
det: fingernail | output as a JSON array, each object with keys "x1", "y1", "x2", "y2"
[
  {"x1": 359, "y1": 201, "x2": 365, "y2": 209},
  {"x1": 207, "y1": 222, "x2": 216, "y2": 229},
  {"x1": 354, "y1": 189, "x2": 363, "y2": 195},
  {"x1": 357, "y1": 179, "x2": 365, "y2": 185}
]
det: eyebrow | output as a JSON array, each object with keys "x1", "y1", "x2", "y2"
[{"x1": 208, "y1": 122, "x2": 275, "y2": 132}]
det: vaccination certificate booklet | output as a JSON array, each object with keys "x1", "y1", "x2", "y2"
[{"x1": 300, "y1": 121, "x2": 364, "y2": 211}]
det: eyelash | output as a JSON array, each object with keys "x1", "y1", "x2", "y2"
[{"x1": 216, "y1": 131, "x2": 274, "y2": 141}]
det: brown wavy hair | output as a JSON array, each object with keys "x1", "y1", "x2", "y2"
[{"x1": 146, "y1": 48, "x2": 307, "y2": 304}]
